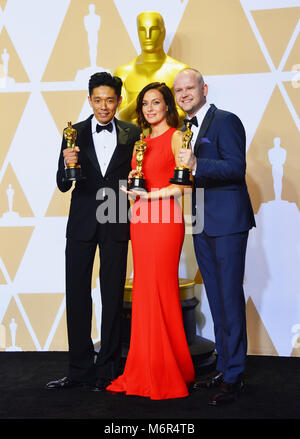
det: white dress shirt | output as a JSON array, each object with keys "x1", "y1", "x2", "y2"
[
  {"x1": 91, "y1": 116, "x2": 117, "y2": 176},
  {"x1": 188, "y1": 102, "x2": 210, "y2": 152},
  {"x1": 186, "y1": 102, "x2": 210, "y2": 176}
]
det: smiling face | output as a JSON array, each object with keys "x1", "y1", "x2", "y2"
[
  {"x1": 174, "y1": 70, "x2": 208, "y2": 118},
  {"x1": 88, "y1": 85, "x2": 122, "y2": 124},
  {"x1": 142, "y1": 89, "x2": 168, "y2": 127}
]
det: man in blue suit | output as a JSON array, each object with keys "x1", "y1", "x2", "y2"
[{"x1": 174, "y1": 68, "x2": 255, "y2": 406}]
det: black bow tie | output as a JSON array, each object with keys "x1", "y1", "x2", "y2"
[
  {"x1": 96, "y1": 122, "x2": 113, "y2": 133},
  {"x1": 184, "y1": 116, "x2": 198, "y2": 127}
]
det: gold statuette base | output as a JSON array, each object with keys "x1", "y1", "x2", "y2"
[
  {"x1": 170, "y1": 167, "x2": 192, "y2": 185},
  {"x1": 128, "y1": 176, "x2": 147, "y2": 191},
  {"x1": 63, "y1": 165, "x2": 84, "y2": 182}
]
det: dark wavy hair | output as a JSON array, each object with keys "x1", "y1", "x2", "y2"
[
  {"x1": 136, "y1": 82, "x2": 179, "y2": 130},
  {"x1": 88, "y1": 72, "x2": 122, "y2": 98}
]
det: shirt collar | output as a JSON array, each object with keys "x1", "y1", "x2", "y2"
[
  {"x1": 91, "y1": 116, "x2": 115, "y2": 134},
  {"x1": 191, "y1": 102, "x2": 210, "y2": 128}
]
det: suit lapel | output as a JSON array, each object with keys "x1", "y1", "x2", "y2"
[
  {"x1": 194, "y1": 104, "x2": 216, "y2": 156},
  {"x1": 115, "y1": 118, "x2": 129, "y2": 145},
  {"x1": 80, "y1": 115, "x2": 102, "y2": 175},
  {"x1": 105, "y1": 118, "x2": 130, "y2": 176}
]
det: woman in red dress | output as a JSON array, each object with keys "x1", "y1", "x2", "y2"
[{"x1": 106, "y1": 82, "x2": 195, "y2": 399}]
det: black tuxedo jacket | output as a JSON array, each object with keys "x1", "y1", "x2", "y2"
[{"x1": 57, "y1": 115, "x2": 141, "y2": 241}]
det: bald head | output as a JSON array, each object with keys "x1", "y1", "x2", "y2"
[{"x1": 174, "y1": 68, "x2": 204, "y2": 87}]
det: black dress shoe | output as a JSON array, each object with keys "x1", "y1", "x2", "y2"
[
  {"x1": 91, "y1": 379, "x2": 111, "y2": 392},
  {"x1": 208, "y1": 377, "x2": 245, "y2": 406},
  {"x1": 45, "y1": 377, "x2": 88, "y2": 390},
  {"x1": 193, "y1": 371, "x2": 224, "y2": 390}
]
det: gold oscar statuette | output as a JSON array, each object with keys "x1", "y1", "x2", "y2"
[
  {"x1": 114, "y1": 11, "x2": 189, "y2": 125},
  {"x1": 128, "y1": 134, "x2": 147, "y2": 191},
  {"x1": 63, "y1": 121, "x2": 83, "y2": 181},
  {"x1": 170, "y1": 122, "x2": 193, "y2": 185}
]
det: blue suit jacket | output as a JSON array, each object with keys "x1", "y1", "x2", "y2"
[{"x1": 192, "y1": 104, "x2": 255, "y2": 236}]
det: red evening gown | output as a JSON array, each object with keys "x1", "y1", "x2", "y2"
[{"x1": 106, "y1": 127, "x2": 195, "y2": 399}]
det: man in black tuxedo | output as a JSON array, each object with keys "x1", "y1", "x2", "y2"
[
  {"x1": 174, "y1": 69, "x2": 255, "y2": 405},
  {"x1": 46, "y1": 72, "x2": 141, "y2": 391}
]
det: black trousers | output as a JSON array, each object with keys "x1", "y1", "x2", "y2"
[{"x1": 65, "y1": 224, "x2": 128, "y2": 384}]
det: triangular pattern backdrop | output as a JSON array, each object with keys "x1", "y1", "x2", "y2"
[{"x1": 0, "y1": 0, "x2": 299, "y2": 356}]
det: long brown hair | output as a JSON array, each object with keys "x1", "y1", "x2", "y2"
[{"x1": 136, "y1": 82, "x2": 179, "y2": 130}]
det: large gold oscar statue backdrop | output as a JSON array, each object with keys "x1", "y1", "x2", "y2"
[
  {"x1": 115, "y1": 10, "x2": 189, "y2": 124},
  {"x1": 0, "y1": 0, "x2": 299, "y2": 357}
]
